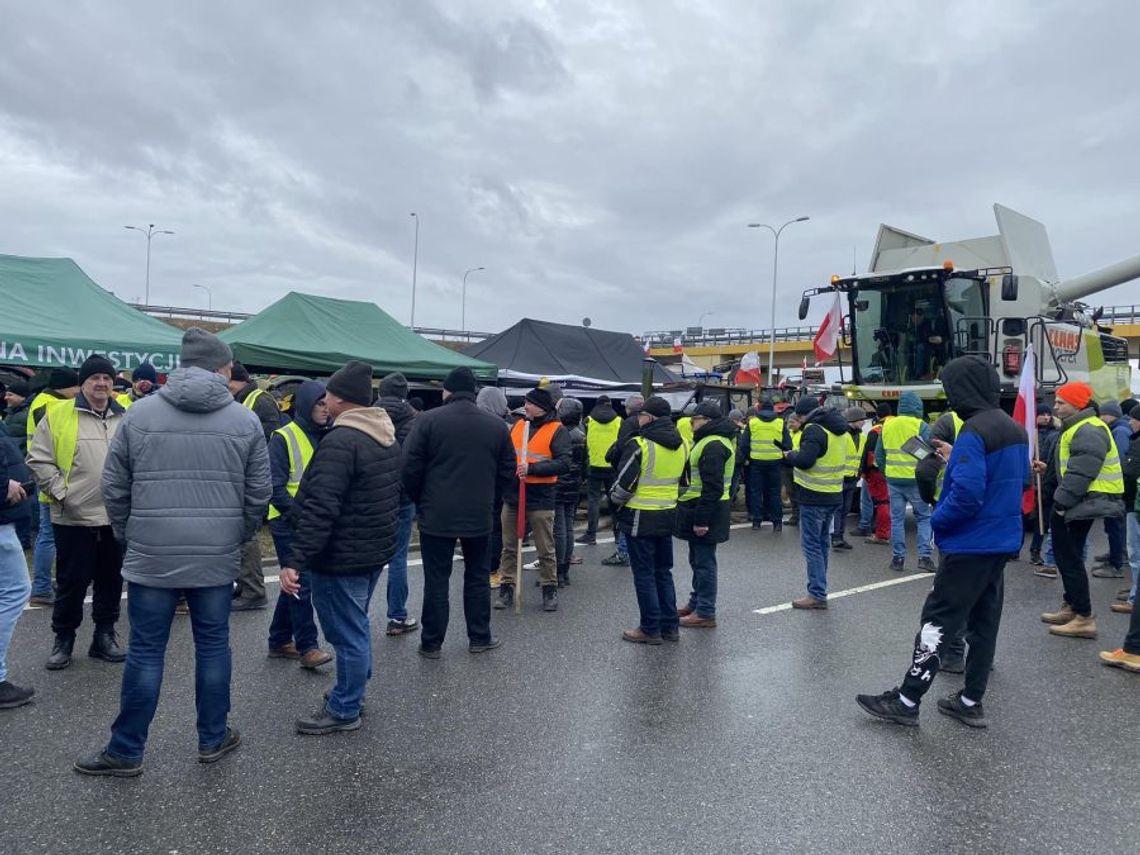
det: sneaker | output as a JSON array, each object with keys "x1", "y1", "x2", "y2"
[
  {"x1": 469, "y1": 637, "x2": 502, "y2": 654},
  {"x1": 268, "y1": 642, "x2": 301, "y2": 659},
  {"x1": 940, "y1": 652, "x2": 966, "y2": 674},
  {"x1": 1029, "y1": 549, "x2": 1044, "y2": 566},
  {"x1": 1049, "y1": 614, "x2": 1097, "y2": 639},
  {"x1": 73, "y1": 750, "x2": 143, "y2": 778},
  {"x1": 523, "y1": 559, "x2": 540, "y2": 571},
  {"x1": 231, "y1": 596, "x2": 268, "y2": 612},
  {"x1": 493, "y1": 584, "x2": 514, "y2": 610},
  {"x1": 621, "y1": 628, "x2": 662, "y2": 645},
  {"x1": 831, "y1": 539, "x2": 854, "y2": 551},
  {"x1": 385, "y1": 617, "x2": 420, "y2": 636},
  {"x1": 791, "y1": 595, "x2": 827, "y2": 610},
  {"x1": 299, "y1": 649, "x2": 333, "y2": 670},
  {"x1": 1093, "y1": 551, "x2": 1111, "y2": 564},
  {"x1": 1091, "y1": 565, "x2": 1124, "y2": 579},
  {"x1": 295, "y1": 708, "x2": 362, "y2": 736},
  {"x1": 889, "y1": 557, "x2": 905, "y2": 572},
  {"x1": 0, "y1": 680, "x2": 35, "y2": 709},
  {"x1": 601, "y1": 552, "x2": 629, "y2": 567},
  {"x1": 1041, "y1": 603, "x2": 1075, "y2": 625},
  {"x1": 1098, "y1": 648, "x2": 1140, "y2": 672},
  {"x1": 865, "y1": 535, "x2": 890, "y2": 546},
  {"x1": 1034, "y1": 565, "x2": 1059, "y2": 579},
  {"x1": 569, "y1": 555, "x2": 583, "y2": 565},
  {"x1": 26, "y1": 594, "x2": 54, "y2": 607},
  {"x1": 542, "y1": 586, "x2": 558, "y2": 612},
  {"x1": 575, "y1": 533, "x2": 597, "y2": 545},
  {"x1": 855, "y1": 688, "x2": 919, "y2": 727},
  {"x1": 936, "y1": 691, "x2": 987, "y2": 728},
  {"x1": 198, "y1": 727, "x2": 242, "y2": 763},
  {"x1": 917, "y1": 556, "x2": 936, "y2": 573},
  {"x1": 1110, "y1": 601, "x2": 1133, "y2": 614}
]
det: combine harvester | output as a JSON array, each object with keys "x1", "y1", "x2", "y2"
[{"x1": 798, "y1": 204, "x2": 1140, "y2": 411}]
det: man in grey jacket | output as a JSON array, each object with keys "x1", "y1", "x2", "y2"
[{"x1": 75, "y1": 328, "x2": 271, "y2": 777}]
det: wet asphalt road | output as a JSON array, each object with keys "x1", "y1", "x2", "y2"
[{"x1": 1, "y1": 519, "x2": 1137, "y2": 854}]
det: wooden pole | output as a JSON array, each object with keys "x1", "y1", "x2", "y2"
[{"x1": 515, "y1": 421, "x2": 530, "y2": 614}]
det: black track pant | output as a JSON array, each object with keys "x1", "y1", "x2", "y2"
[
  {"x1": 52, "y1": 524, "x2": 123, "y2": 637},
  {"x1": 900, "y1": 552, "x2": 1006, "y2": 704}
]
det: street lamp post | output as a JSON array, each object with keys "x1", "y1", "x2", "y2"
[
  {"x1": 192, "y1": 283, "x2": 213, "y2": 312},
  {"x1": 409, "y1": 212, "x2": 419, "y2": 328},
  {"x1": 124, "y1": 223, "x2": 174, "y2": 306},
  {"x1": 461, "y1": 266, "x2": 485, "y2": 332},
  {"x1": 748, "y1": 216, "x2": 810, "y2": 383}
]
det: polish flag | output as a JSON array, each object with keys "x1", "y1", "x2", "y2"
[
  {"x1": 1011, "y1": 344, "x2": 1037, "y2": 465},
  {"x1": 672, "y1": 337, "x2": 683, "y2": 354},
  {"x1": 641, "y1": 339, "x2": 650, "y2": 354},
  {"x1": 736, "y1": 350, "x2": 762, "y2": 387},
  {"x1": 812, "y1": 292, "x2": 843, "y2": 364}
]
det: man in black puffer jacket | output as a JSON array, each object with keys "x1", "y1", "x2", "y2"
[
  {"x1": 675, "y1": 401, "x2": 735, "y2": 628},
  {"x1": 281, "y1": 361, "x2": 402, "y2": 735},
  {"x1": 376, "y1": 372, "x2": 420, "y2": 636},
  {"x1": 555, "y1": 398, "x2": 586, "y2": 587}
]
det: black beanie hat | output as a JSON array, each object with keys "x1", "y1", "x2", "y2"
[
  {"x1": 443, "y1": 367, "x2": 477, "y2": 395},
  {"x1": 693, "y1": 401, "x2": 722, "y2": 419},
  {"x1": 876, "y1": 402, "x2": 892, "y2": 419},
  {"x1": 794, "y1": 397, "x2": 818, "y2": 417},
  {"x1": 48, "y1": 367, "x2": 80, "y2": 390},
  {"x1": 525, "y1": 387, "x2": 555, "y2": 413},
  {"x1": 230, "y1": 362, "x2": 251, "y2": 383},
  {"x1": 642, "y1": 396, "x2": 671, "y2": 418},
  {"x1": 327, "y1": 360, "x2": 374, "y2": 406},
  {"x1": 132, "y1": 363, "x2": 158, "y2": 383},
  {"x1": 7, "y1": 379, "x2": 30, "y2": 398},
  {"x1": 78, "y1": 354, "x2": 116, "y2": 385},
  {"x1": 378, "y1": 372, "x2": 409, "y2": 400}
]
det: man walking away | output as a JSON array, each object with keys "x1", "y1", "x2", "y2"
[
  {"x1": 579, "y1": 395, "x2": 621, "y2": 545},
  {"x1": 477, "y1": 386, "x2": 510, "y2": 587},
  {"x1": 555, "y1": 397, "x2": 586, "y2": 587},
  {"x1": 1091, "y1": 400, "x2": 1131, "y2": 579},
  {"x1": 783, "y1": 398, "x2": 849, "y2": 609},
  {"x1": 0, "y1": 434, "x2": 34, "y2": 709},
  {"x1": 877, "y1": 390, "x2": 935, "y2": 571},
  {"x1": 75, "y1": 328, "x2": 270, "y2": 776},
  {"x1": 676, "y1": 402, "x2": 735, "y2": 628},
  {"x1": 747, "y1": 397, "x2": 788, "y2": 531},
  {"x1": 281, "y1": 361, "x2": 401, "y2": 735},
  {"x1": 832, "y1": 407, "x2": 867, "y2": 550},
  {"x1": 28, "y1": 355, "x2": 127, "y2": 671},
  {"x1": 403, "y1": 367, "x2": 515, "y2": 658},
  {"x1": 228, "y1": 361, "x2": 282, "y2": 611},
  {"x1": 859, "y1": 403, "x2": 892, "y2": 545},
  {"x1": 266, "y1": 380, "x2": 332, "y2": 669},
  {"x1": 495, "y1": 387, "x2": 570, "y2": 612},
  {"x1": 611, "y1": 396, "x2": 686, "y2": 644},
  {"x1": 1038, "y1": 382, "x2": 1125, "y2": 640},
  {"x1": 857, "y1": 357, "x2": 1027, "y2": 727},
  {"x1": 376, "y1": 372, "x2": 420, "y2": 636},
  {"x1": 601, "y1": 394, "x2": 645, "y2": 566}
]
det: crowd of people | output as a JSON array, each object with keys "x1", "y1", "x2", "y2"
[{"x1": 1, "y1": 331, "x2": 1138, "y2": 774}]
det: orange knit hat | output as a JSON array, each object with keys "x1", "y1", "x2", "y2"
[{"x1": 1055, "y1": 381, "x2": 1093, "y2": 409}]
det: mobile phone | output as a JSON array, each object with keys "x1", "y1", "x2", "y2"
[
  {"x1": 901, "y1": 436, "x2": 935, "y2": 460},
  {"x1": 19, "y1": 480, "x2": 36, "y2": 494}
]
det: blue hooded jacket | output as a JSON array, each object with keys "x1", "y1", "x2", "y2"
[
  {"x1": 269, "y1": 380, "x2": 327, "y2": 529},
  {"x1": 932, "y1": 357, "x2": 1029, "y2": 554}
]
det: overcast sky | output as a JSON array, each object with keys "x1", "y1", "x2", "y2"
[{"x1": 1, "y1": 0, "x2": 1138, "y2": 338}]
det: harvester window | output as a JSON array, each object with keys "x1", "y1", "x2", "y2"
[{"x1": 851, "y1": 281, "x2": 942, "y2": 384}]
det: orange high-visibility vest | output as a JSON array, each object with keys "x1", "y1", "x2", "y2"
[{"x1": 511, "y1": 420, "x2": 561, "y2": 485}]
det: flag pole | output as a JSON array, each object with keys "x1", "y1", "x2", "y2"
[{"x1": 515, "y1": 421, "x2": 530, "y2": 614}]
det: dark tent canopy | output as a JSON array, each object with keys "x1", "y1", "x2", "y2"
[{"x1": 462, "y1": 318, "x2": 672, "y2": 391}]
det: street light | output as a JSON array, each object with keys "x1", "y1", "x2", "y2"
[
  {"x1": 409, "y1": 212, "x2": 419, "y2": 328},
  {"x1": 124, "y1": 223, "x2": 174, "y2": 306},
  {"x1": 461, "y1": 266, "x2": 485, "y2": 332},
  {"x1": 192, "y1": 283, "x2": 213, "y2": 312},
  {"x1": 748, "y1": 216, "x2": 810, "y2": 383}
]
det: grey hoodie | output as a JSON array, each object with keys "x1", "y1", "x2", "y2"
[
  {"x1": 476, "y1": 386, "x2": 509, "y2": 419},
  {"x1": 101, "y1": 366, "x2": 271, "y2": 589}
]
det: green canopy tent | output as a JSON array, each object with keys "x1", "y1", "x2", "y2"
[
  {"x1": 0, "y1": 254, "x2": 183, "y2": 372},
  {"x1": 219, "y1": 291, "x2": 498, "y2": 381}
]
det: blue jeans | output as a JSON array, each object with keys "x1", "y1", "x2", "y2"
[
  {"x1": 888, "y1": 480, "x2": 932, "y2": 560},
  {"x1": 268, "y1": 529, "x2": 319, "y2": 653},
  {"x1": 799, "y1": 503, "x2": 834, "y2": 600},
  {"x1": 107, "y1": 583, "x2": 232, "y2": 761},
  {"x1": 748, "y1": 461, "x2": 783, "y2": 524},
  {"x1": 1104, "y1": 516, "x2": 1126, "y2": 569},
  {"x1": 626, "y1": 534, "x2": 677, "y2": 636},
  {"x1": 386, "y1": 501, "x2": 415, "y2": 622},
  {"x1": 1127, "y1": 513, "x2": 1140, "y2": 605},
  {"x1": 859, "y1": 480, "x2": 874, "y2": 532},
  {"x1": 31, "y1": 502, "x2": 54, "y2": 597},
  {"x1": 0, "y1": 524, "x2": 31, "y2": 683},
  {"x1": 311, "y1": 570, "x2": 380, "y2": 720},
  {"x1": 685, "y1": 540, "x2": 718, "y2": 617},
  {"x1": 617, "y1": 531, "x2": 628, "y2": 558}
]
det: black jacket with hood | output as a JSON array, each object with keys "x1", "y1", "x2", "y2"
[
  {"x1": 585, "y1": 398, "x2": 620, "y2": 476},
  {"x1": 611, "y1": 415, "x2": 687, "y2": 538},
  {"x1": 234, "y1": 381, "x2": 283, "y2": 442},
  {"x1": 376, "y1": 372, "x2": 417, "y2": 446},
  {"x1": 783, "y1": 406, "x2": 850, "y2": 506},
  {"x1": 269, "y1": 380, "x2": 327, "y2": 531},
  {"x1": 556, "y1": 398, "x2": 587, "y2": 505},
  {"x1": 674, "y1": 416, "x2": 735, "y2": 543}
]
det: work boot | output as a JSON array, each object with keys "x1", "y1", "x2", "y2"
[
  {"x1": 1099, "y1": 648, "x2": 1140, "y2": 672},
  {"x1": 469, "y1": 637, "x2": 502, "y2": 654},
  {"x1": 46, "y1": 635, "x2": 74, "y2": 671},
  {"x1": 621, "y1": 628, "x2": 663, "y2": 645},
  {"x1": 489, "y1": 572, "x2": 502, "y2": 590},
  {"x1": 661, "y1": 627, "x2": 680, "y2": 643},
  {"x1": 1029, "y1": 549, "x2": 1044, "y2": 566},
  {"x1": 791, "y1": 595, "x2": 827, "y2": 610},
  {"x1": 556, "y1": 565, "x2": 570, "y2": 588},
  {"x1": 917, "y1": 556, "x2": 936, "y2": 573},
  {"x1": 299, "y1": 648, "x2": 333, "y2": 670},
  {"x1": 679, "y1": 613, "x2": 717, "y2": 628},
  {"x1": 89, "y1": 630, "x2": 127, "y2": 663},
  {"x1": 198, "y1": 727, "x2": 242, "y2": 764},
  {"x1": 677, "y1": 604, "x2": 695, "y2": 618},
  {"x1": 855, "y1": 688, "x2": 919, "y2": 727},
  {"x1": 27, "y1": 594, "x2": 54, "y2": 607},
  {"x1": 493, "y1": 584, "x2": 514, "y2": 610},
  {"x1": 542, "y1": 585, "x2": 558, "y2": 612},
  {"x1": 1110, "y1": 601, "x2": 1133, "y2": 614},
  {"x1": 268, "y1": 642, "x2": 300, "y2": 659},
  {"x1": 1041, "y1": 603, "x2": 1075, "y2": 625},
  {"x1": 295, "y1": 708, "x2": 362, "y2": 736},
  {"x1": 575, "y1": 533, "x2": 597, "y2": 545},
  {"x1": 936, "y1": 691, "x2": 987, "y2": 728},
  {"x1": 1091, "y1": 565, "x2": 1124, "y2": 579},
  {"x1": 0, "y1": 680, "x2": 35, "y2": 709},
  {"x1": 889, "y1": 557, "x2": 905, "y2": 572},
  {"x1": 1034, "y1": 564, "x2": 1059, "y2": 579},
  {"x1": 73, "y1": 750, "x2": 143, "y2": 778},
  {"x1": 1049, "y1": 614, "x2": 1097, "y2": 639}
]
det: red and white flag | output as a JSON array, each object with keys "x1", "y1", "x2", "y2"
[
  {"x1": 812, "y1": 292, "x2": 843, "y2": 364},
  {"x1": 1011, "y1": 344, "x2": 1037, "y2": 464},
  {"x1": 736, "y1": 351, "x2": 762, "y2": 387}
]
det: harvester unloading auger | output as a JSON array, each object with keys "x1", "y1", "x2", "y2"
[{"x1": 798, "y1": 204, "x2": 1140, "y2": 411}]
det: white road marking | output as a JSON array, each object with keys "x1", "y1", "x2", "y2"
[{"x1": 752, "y1": 572, "x2": 931, "y2": 615}]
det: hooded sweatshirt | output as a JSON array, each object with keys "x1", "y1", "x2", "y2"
[
  {"x1": 783, "y1": 406, "x2": 850, "y2": 506},
  {"x1": 476, "y1": 386, "x2": 509, "y2": 420},
  {"x1": 675, "y1": 415, "x2": 736, "y2": 543},
  {"x1": 611, "y1": 415, "x2": 687, "y2": 537},
  {"x1": 874, "y1": 390, "x2": 931, "y2": 478},
  {"x1": 931, "y1": 356, "x2": 1029, "y2": 554},
  {"x1": 376, "y1": 372, "x2": 417, "y2": 446},
  {"x1": 268, "y1": 379, "x2": 327, "y2": 529},
  {"x1": 556, "y1": 398, "x2": 587, "y2": 504}
]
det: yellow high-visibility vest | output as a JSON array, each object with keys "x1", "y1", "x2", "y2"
[
  {"x1": 845, "y1": 432, "x2": 865, "y2": 479},
  {"x1": 1059, "y1": 416, "x2": 1124, "y2": 494},
  {"x1": 28, "y1": 394, "x2": 69, "y2": 504},
  {"x1": 115, "y1": 392, "x2": 133, "y2": 410},
  {"x1": 882, "y1": 415, "x2": 923, "y2": 481},
  {"x1": 749, "y1": 417, "x2": 784, "y2": 461},
  {"x1": 243, "y1": 388, "x2": 267, "y2": 411},
  {"x1": 933, "y1": 412, "x2": 965, "y2": 501},
  {"x1": 42, "y1": 401, "x2": 81, "y2": 501},
  {"x1": 793, "y1": 426, "x2": 846, "y2": 494},
  {"x1": 268, "y1": 421, "x2": 315, "y2": 520},
  {"x1": 677, "y1": 417, "x2": 694, "y2": 452},
  {"x1": 680, "y1": 435, "x2": 735, "y2": 502},
  {"x1": 627, "y1": 437, "x2": 686, "y2": 511},
  {"x1": 585, "y1": 416, "x2": 620, "y2": 470}
]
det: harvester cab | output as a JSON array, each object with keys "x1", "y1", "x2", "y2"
[{"x1": 797, "y1": 204, "x2": 1140, "y2": 410}]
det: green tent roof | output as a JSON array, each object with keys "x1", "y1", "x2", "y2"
[
  {"x1": 219, "y1": 291, "x2": 498, "y2": 381},
  {"x1": 0, "y1": 254, "x2": 183, "y2": 372}
]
